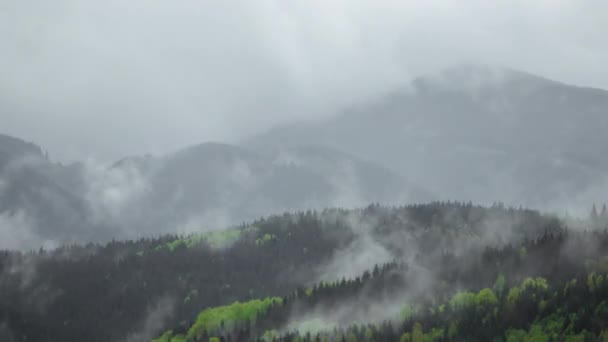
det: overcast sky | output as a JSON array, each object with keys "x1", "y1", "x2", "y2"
[{"x1": 1, "y1": 0, "x2": 607, "y2": 162}]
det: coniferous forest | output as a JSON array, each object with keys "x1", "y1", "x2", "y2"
[
  {"x1": 5, "y1": 1, "x2": 608, "y2": 341},
  {"x1": 2, "y1": 202, "x2": 608, "y2": 341}
]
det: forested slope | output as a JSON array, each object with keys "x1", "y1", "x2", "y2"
[
  {"x1": 3, "y1": 202, "x2": 605, "y2": 341},
  {"x1": 158, "y1": 226, "x2": 608, "y2": 341}
]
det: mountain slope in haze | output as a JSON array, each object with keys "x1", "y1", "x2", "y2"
[
  {"x1": 4, "y1": 64, "x2": 607, "y2": 247},
  {"x1": 0, "y1": 134, "x2": 106, "y2": 248},
  {"x1": 0, "y1": 135, "x2": 426, "y2": 247},
  {"x1": 0, "y1": 134, "x2": 45, "y2": 170},
  {"x1": 107, "y1": 143, "x2": 429, "y2": 236},
  {"x1": 246, "y1": 65, "x2": 608, "y2": 208}
]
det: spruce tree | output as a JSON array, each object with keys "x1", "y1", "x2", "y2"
[{"x1": 591, "y1": 204, "x2": 599, "y2": 222}]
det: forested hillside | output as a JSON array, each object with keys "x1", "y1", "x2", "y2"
[{"x1": 2, "y1": 202, "x2": 607, "y2": 341}]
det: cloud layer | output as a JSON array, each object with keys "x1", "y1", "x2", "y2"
[{"x1": 2, "y1": 0, "x2": 607, "y2": 161}]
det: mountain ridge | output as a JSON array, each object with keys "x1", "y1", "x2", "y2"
[
  {"x1": 0, "y1": 133, "x2": 423, "y2": 248},
  {"x1": 245, "y1": 65, "x2": 608, "y2": 209}
]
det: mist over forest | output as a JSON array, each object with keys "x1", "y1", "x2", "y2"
[{"x1": 2, "y1": 1, "x2": 608, "y2": 341}]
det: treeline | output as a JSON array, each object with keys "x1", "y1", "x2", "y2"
[{"x1": 0, "y1": 202, "x2": 575, "y2": 341}]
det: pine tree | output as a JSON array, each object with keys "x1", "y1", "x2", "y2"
[
  {"x1": 591, "y1": 204, "x2": 599, "y2": 222},
  {"x1": 601, "y1": 204, "x2": 607, "y2": 220}
]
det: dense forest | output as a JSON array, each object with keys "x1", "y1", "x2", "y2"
[{"x1": 1, "y1": 202, "x2": 608, "y2": 341}]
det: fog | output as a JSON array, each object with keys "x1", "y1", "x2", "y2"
[{"x1": 2, "y1": 0, "x2": 608, "y2": 162}]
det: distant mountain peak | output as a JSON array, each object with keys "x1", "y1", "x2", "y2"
[
  {"x1": 0, "y1": 133, "x2": 45, "y2": 168},
  {"x1": 171, "y1": 142, "x2": 259, "y2": 163},
  {"x1": 413, "y1": 64, "x2": 559, "y2": 93}
]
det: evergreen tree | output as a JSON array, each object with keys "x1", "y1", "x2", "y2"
[{"x1": 591, "y1": 204, "x2": 599, "y2": 222}]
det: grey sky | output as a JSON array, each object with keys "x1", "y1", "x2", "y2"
[{"x1": 1, "y1": 0, "x2": 607, "y2": 162}]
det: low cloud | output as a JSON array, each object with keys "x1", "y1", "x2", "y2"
[
  {"x1": 122, "y1": 296, "x2": 176, "y2": 342},
  {"x1": 0, "y1": 211, "x2": 58, "y2": 251}
]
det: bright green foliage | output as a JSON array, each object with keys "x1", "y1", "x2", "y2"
[
  {"x1": 152, "y1": 331, "x2": 186, "y2": 342},
  {"x1": 505, "y1": 329, "x2": 527, "y2": 342},
  {"x1": 412, "y1": 322, "x2": 424, "y2": 342},
  {"x1": 424, "y1": 327, "x2": 444, "y2": 341},
  {"x1": 494, "y1": 274, "x2": 506, "y2": 298},
  {"x1": 588, "y1": 272, "x2": 605, "y2": 292},
  {"x1": 202, "y1": 228, "x2": 245, "y2": 248},
  {"x1": 564, "y1": 334, "x2": 586, "y2": 342},
  {"x1": 400, "y1": 303, "x2": 416, "y2": 321},
  {"x1": 504, "y1": 315, "x2": 570, "y2": 342},
  {"x1": 152, "y1": 330, "x2": 173, "y2": 342},
  {"x1": 597, "y1": 274, "x2": 605, "y2": 289},
  {"x1": 588, "y1": 272, "x2": 597, "y2": 292},
  {"x1": 507, "y1": 277, "x2": 548, "y2": 311},
  {"x1": 209, "y1": 338, "x2": 221, "y2": 342},
  {"x1": 525, "y1": 324, "x2": 549, "y2": 342},
  {"x1": 519, "y1": 246, "x2": 528, "y2": 259},
  {"x1": 563, "y1": 278, "x2": 578, "y2": 296},
  {"x1": 521, "y1": 277, "x2": 548, "y2": 292},
  {"x1": 400, "y1": 332, "x2": 411, "y2": 342},
  {"x1": 539, "y1": 314, "x2": 565, "y2": 339},
  {"x1": 187, "y1": 297, "x2": 282, "y2": 339},
  {"x1": 476, "y1": 288, "x2": 498, "y2": 307},
  {"x1": 261, "y1": 329, "x2": 279, "y2": 341},
  {"x1": 166, "y1": 239, "x2": 186, "y2": 251},
  {"x1": 255, "y1": 233, "x2": 277, "y2": 245},
  {"x1": 449, "y1": 291, "x2": 476, "y2": 311},
  {"x1": 171, "y1": 335, "x2": 186, "y2": 342},
  {"x1": 159, "y1": 228, "x2": 244, "y2": 252}
]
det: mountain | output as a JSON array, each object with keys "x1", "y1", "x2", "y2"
[
  {"x1": 107, "y1": 143, "x2": 428, "y2": 236},
  {"x1": 0, "y1": 134, "x2": 44, "y2": 170},
  {"x1": 246, "y1": 65, "x2": 608, "y2": 208},
  {"x1": 0, "y1": 134, "x2": 104, "y2": 248},
  {"x1": 0, "y1": 135, "x2": 425, "y2": 247}
]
